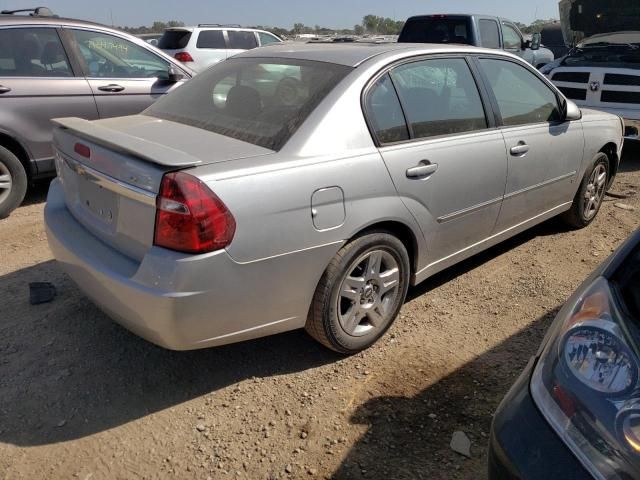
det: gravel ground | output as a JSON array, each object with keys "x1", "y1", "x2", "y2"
[{"x1": 1, "y1": 146, "x2": 639, "y2": 480}]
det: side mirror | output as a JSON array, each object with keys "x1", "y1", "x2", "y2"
[
  {"x1": 530, "y1": 32, "x2": 541, "y2": 51},
  {"x1": 564, "y1": 99, "x2": 582, "y2": 121},
  {"x1": 166, "y1": 66, "x2": 184, "y2": 83}
]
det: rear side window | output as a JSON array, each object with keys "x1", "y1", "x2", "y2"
[
  {"x1": 258, "y1": 32, "x2": 280, "y2": 46},
  {"x1": 365, "y1": 74, "x2": 409, "y2": 144},
  {"x1": 478, "y1": 58, "x2": 561, "y2": 126},
  {"x1": 479, "y1": 19, "x2": 500, "y2": 49},
  {"x1": 158, "y1": 30, "x2": 192, "y2": 49},
  {"x1": 227, "y1": 31, "x2": 258, "y2": 49},
  {"x1": 145, "y1": 57, "x2": 351, "y2": 150},
  {"x1": 196, "y1": 30, "x2": 226, "y2": 49},
  {"x1": 0, "y1": 27, "x2": 72, "y2": 77},
  {"x1": 398, "y1": 17, "x2": 472, "y2": 44},
  {"x1": 389, "y1": 58, "x2": 487, "y2": 139}
]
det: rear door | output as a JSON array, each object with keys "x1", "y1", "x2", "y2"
[
  {"x1": 366, "y1": 56, "x2": 508, "y2": 266},
  {"x1": 65, "y1": 28, "x2": 187, "y2": 118},
  {"x1": 476, "y1": 56, "x2": 584, "y2": 230},
  {"x1": 0, "y1": 26, "x2": 98, "y2": 174},
  {"x1": 225, "y1": 29, "x2": 258, "y2": 58},
  {"x1": 192, "y1": 29, "x2": 227, "y2": 70}
]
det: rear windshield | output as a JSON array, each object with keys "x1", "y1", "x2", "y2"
[
  {"x1": 145, "y1": 57, "x2": 352, "y2": 150},
  {"x1": 158, "y1": 30, "x2": 192, "y2": 49},
  {"x1": 398, "y1": 17, "x2": 473, "y2": 45}
]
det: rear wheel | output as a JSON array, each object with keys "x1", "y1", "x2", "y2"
[
  {"x1": 306, "y1": 232, "x2": 410, "y2": 354},
  {"x1": 562, "y1": 152, "x2": 609, "y2": 229},
  {"x1": 0, "y1": 146, "x2": 27, "y2": 219}
]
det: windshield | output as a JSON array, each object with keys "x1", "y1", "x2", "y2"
[
  {"x1": 145, "y1": 57, "x2": 352, "y2": 150},
  {"x1": 398, "y1": 17, "x2": 473, "y2": 44}
]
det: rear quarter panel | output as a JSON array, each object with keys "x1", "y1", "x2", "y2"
[{"x1": 580, "y1": 109, "x2": 624, "y2": 179}]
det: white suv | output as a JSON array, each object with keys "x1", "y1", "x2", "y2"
[{"x1": 158, "y1": 25, "x2": 282, "y2": 72}]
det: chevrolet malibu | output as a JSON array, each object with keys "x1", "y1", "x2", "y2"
[{"x1": 45, "y1": 44, "x2": 624, "y2": 353}]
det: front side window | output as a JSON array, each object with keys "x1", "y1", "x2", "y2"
[
  {"x1": 389, "y1": 58, "x2": 487, "y2": 139},
  {"x1": 227, "y1": 30, "x2": 258, "y2": 50},
  {"x1": 0, "y1": 27, "x2": 72, "y2": 77},
  {"x1": 502, "y1": 24, "x2": 522, "y2": 50},
  {"x1": 479, "y1": 58, "x2": 561, "y2": 126},
  {"x1": 365, "y1": 74, "x2": 409, "y2": 144},
  {"x1": 258, "y1": 32, "x2": 280, "y2": 46},
  {"x1": 145, "y1": 57, "x2": 351, "y2": 150},
  {"x1": 71, "y1": 29, "x2": 169, "y2": 78},
  {"x1": 196, "y1": 30, "x2": 226, "y2": 49},
  {"x1": 479, "y1": 19, "x2": 500, "y2": 49}
]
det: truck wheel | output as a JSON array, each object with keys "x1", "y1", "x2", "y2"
[{"x1": 0, "y1": 145, "x2": 28, "y2": 219}]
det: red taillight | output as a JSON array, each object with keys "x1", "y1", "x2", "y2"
[
  {"x1": 174, "y1": 51, "x2": 194, "y2": 62},
  {"x1": 154, "y1": 172, "x2": 235, "y2": 254},
  {"x1": 74, "y1": 142, "x2": 90, "y2": 158}
]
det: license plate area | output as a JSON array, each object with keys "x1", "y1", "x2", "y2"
[{"x1": 77, "y1": 175, "x2": 119, "y2": 227}]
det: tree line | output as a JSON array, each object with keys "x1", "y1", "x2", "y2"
[{"x1": 118, "y1": 16, "x2": 559, "y2": 38}]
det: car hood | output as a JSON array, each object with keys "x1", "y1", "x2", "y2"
[
  {"x1": 52, "y1": 115, "x2": 274, "y2": 168},
  {"x1": 579, "y1": 31, "x2": 640, "y2": 47}
]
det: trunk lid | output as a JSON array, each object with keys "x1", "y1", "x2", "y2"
[{"x1": 53, "y1": 115, "x2": 273, "y2": 261}]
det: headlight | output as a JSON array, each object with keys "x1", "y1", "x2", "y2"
[{"x1": 531, "y1": 277, "x2": 640, "y2": 479}]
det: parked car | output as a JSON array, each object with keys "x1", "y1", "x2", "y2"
[
  {"x1": 0, "y1": 8, "x2": 193, "y2": 218},
  {"x1": 45, "y1": 43, "x2": 623, "y2": 353},
  {"x1": 542, "y1": 31, "x2": 640, "y2": 142},
  {"x1": 490, "y1": 228, "x2": 640, "y2": 479},
  {"x1": 398, "y1": 14, "x2": 554, "y2": 68},
  {"x1": 158, "y1": 24, "x2": 282, "y2": 72}
]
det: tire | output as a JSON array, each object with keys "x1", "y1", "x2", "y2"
[
  {"x1": 305, "y1": 232, "x2": 410, "y2": 354},
  {"x1": 562, "y1": 152, "x2": 609, "y2": 229},
  {"x1": 0, "y1": 145, "x2": 28, "y2": 219}
]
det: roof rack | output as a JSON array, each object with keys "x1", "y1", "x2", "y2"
[
  {"x1": 197, "y1": 23, "x2": 242, "y2": 28},
  {"x1": 1, "y1": 6, "x2": 57, "y2": 16}
]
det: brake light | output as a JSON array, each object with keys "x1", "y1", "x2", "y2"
[
  {"x1": 74, "y1": 142, "x2": 90, "y2": 158},
  {"x1": 174, "y1": 51, "x2": 193, "y2": 62},
  {"x1": 154, "y1": 172, "x2": 235, "y2": 254}
]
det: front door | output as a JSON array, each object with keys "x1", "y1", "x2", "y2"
[
  {"x1": 67, "y1": 28, "x2": 186, "y2": 118},
  {"x1": 0, "y1": 26, "x2": 98, "y2": 174},
  {"x1": 365, "y1": 57, "x2": 508, "y2": 267},
  {"x1": 476, "y1": 57, "x2": 584, "y2": 231}
]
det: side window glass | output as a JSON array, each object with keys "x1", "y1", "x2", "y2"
[
  {"x1": 71, "y1": 29, "x2": 169, "y2": 78},
  {"x1": 365, "y1": 74, "x2": 409, "y2": 144},
  {"x1": 479, "y1": 58, "x2": 561, "y2": 126},
  {"x1": 390, "y1": 58, "x2": 487, "y2": 139},
  {"x1": 479, "y1": 20, "x2": 500, "y2": 49},
  {"x1": 196, "y1": 30, "x2": 226, "y2": 49},
  {"x1": 502, "y1": 24, "x2": 522, "y2": 50},
  {"x1": 227, "y1": 31, "x2": 258, "y2": 50},
  {"x1": 258, "y1": 32, "x2": 280, "y2": 46},
  {"x1": 0, "y1": 27, "x2": 72, "y2": 77}
]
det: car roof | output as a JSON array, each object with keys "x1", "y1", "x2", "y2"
[
  {"x1": 236, "y1": 42, "x2": 506, "y2": 67},
  {"x1": 0, "y1": 14, "x2": 108, "y2": 28}
]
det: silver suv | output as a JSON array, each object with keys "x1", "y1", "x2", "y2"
[{"x1": 0, "y1": 8, "x2": 192, "y2": 217}]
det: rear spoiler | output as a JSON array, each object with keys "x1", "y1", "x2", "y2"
[{"x1": 52, "y1": 117, "x2": 202, "y2": 167}]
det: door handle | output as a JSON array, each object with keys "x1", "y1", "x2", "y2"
[
  {"x1": 510, "y1": 142, "x2": 530, "y2": 156},
  {"x1": 406, "y1": 162, "x2": 438, "y2": 179},
  {"x1": 97, "y1": 84, "x2": 125, "y2": 92},
  {"x1": 0, "y1": 85, "x2": 11, "y2": 94}
]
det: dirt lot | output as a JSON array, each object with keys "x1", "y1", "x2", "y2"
[{"x1": 1, "y1": 147, "x2": 639, "y2": 480}]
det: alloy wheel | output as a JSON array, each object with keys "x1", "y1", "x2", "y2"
[
  {"x1": 583, "y1": 164, "x2": 607, "y2": 220},
  {"x1": 337, "y1": 249, "x2": 401, "y2": 337},
  {"x1": 0, "y1": 160, "x2": 12, "y2": 205}
]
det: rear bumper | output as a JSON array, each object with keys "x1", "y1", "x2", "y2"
[
  {"x1": 489, "y1": 357, "x2": 592, "y2": 480},
  {"x1": 45, "y1": 179, "x2": 335, "y2": 350}
]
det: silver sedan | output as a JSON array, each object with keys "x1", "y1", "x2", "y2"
[{"x1": 45, "y1": 43, "x2": 624, "y2": 353}]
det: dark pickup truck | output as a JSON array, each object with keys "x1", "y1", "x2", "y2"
[{"x1": 398, "y1": 14, "x2": 554, "y2": 68}]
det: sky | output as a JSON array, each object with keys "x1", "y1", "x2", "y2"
[{"x1": 1, "y1": 0, "x2": 561, "y2": 29}]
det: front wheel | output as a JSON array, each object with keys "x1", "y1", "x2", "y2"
[
  {"x1": 0, "y1": 146, "x2": 28, "y2": 219},
  {"x1": 562, "y1": 152, "x2": 609, "y2": 229},
  {"x1": 305, "y1": 232, "x2": 410, "y2": 354}
]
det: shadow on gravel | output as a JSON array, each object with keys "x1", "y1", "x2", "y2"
[
  {"x1": 332, "y1": 308, "x2": 560, "y2": 480},
  {"x1": 21, "y1": 178, "x2": 52, "y2": 207},
  {"x1": 0, "y1": 260, "x2": 340, "y2": 447}
]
